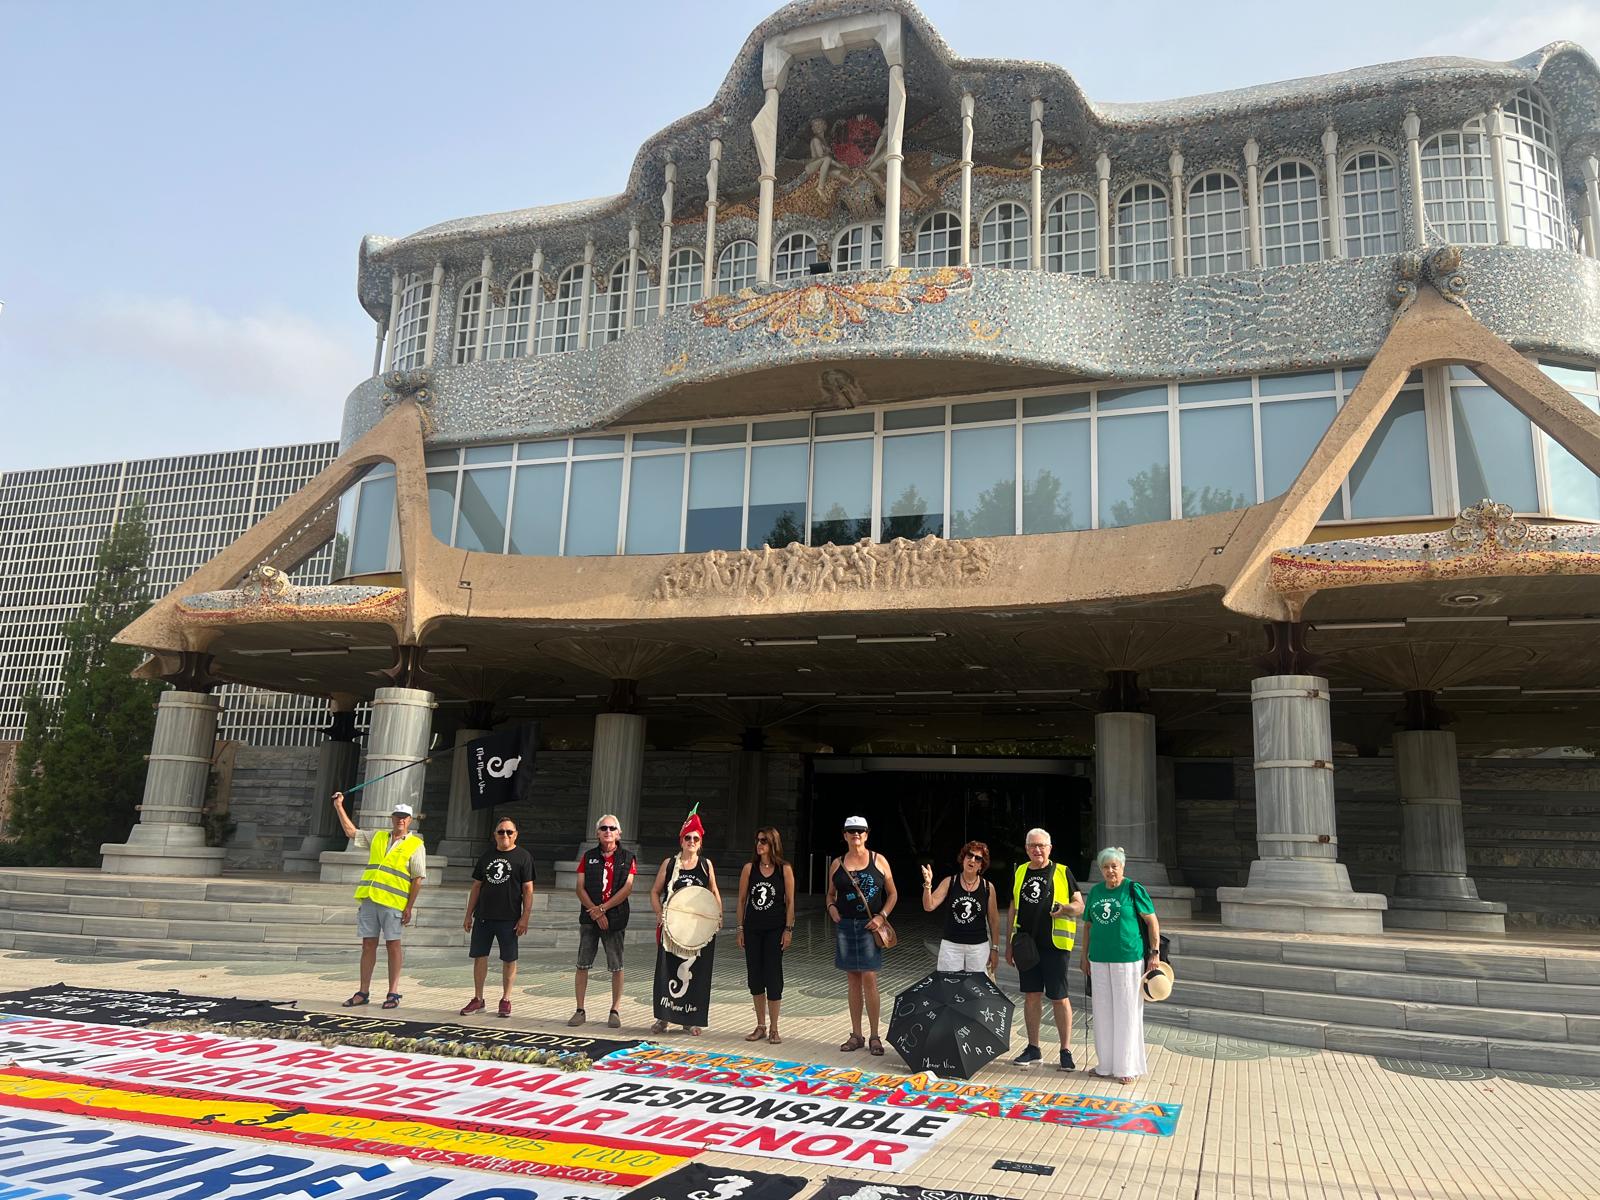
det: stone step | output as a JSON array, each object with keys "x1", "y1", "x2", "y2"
[{"x1": 0, "y1": 929, "x2": 474, "y2": 964}]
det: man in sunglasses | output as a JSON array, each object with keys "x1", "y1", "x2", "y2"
[
  {"x1": 570, "y1": 814, "x2": 636, "y2": 1028},
  {"x1": 460, "y1": 818, "x2": 535, "y2": 1017}
]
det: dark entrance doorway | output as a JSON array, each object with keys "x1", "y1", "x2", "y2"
[{"x1": 803, "y1": 757, "x2": 1092, "y2": 919}]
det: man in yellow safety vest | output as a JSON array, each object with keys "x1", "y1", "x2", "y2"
[
  {"x1": 1004, "y1": 827, "x2": 1085, "y2": 1070},
  {"x1": 334, "y1": 791, "x2": 427, "y2": 1010}
]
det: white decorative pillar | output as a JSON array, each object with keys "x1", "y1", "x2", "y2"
[
  {"x1": 1404, "y1": 110, "x2": 1427, "y2": 248},
  {"x1": 101, "y1": 690, "x2": 226, "y2": 877},
  {"x1": 624, "y1": 221, "x2": 640, "y2": 332},
  {"x1": 657, "y1": 160, "x2": 675, "y2": 316},
  {"x1": 959, "y1": 93, "x2": 974, "y2": 267},
  {"x1": 436, "y1": 720, "x2": 494, "y2": 865},
  {"x1": 1585, "y1": 156, "x2": 1600, "y2": 258},
  {"x1": 1322, "y1": 126, "x2": 1344, "y2": 259},
  {"x1": 576, "y1": 237, "x2": 595, "y2": 349},
  {"x1": 371, "y1": 318, "x2": 388, "y2": 377},
  {"x1": 1244, "y1": 138, "x2": 1263, "y2": 268},
  {"x1": 1096, "y1": 152, "x2": 1111, "y2": 277},
  {"x1": 1094, "y1": 710, "x2": 1195, "y2": 919},
  {"x1": 1028, "y1": 99, "x2": 1044, "y2": 270},
  {"x1": 474, "y1": 252, "x2": 493, "y2": 361},
  {"x1": 1168, "y1": 149, "x2": 1186, "y2": 277},
  {"x1": 1215, "y1": 675, "x2": 1387, "y2": 933},
  {"x1": 704, "y1": 138, "x2": 722, "y2": 285},
  {"x1": 883, "y1": 62, "x2": 907, "y2": 268},
  {"x1": 523, "y1": 248, "x2": 543, "y2": 357},
  {"x1": 283, "y1": 705, "x2": 361, "y2": 874},
  {"x1": 1487, "y1": 107, "x2": 1512, "y2": 244},
  {"x1": 319, "y1": 686, "x2": 438, "y2": 884},
  {"x1": 586, "y1": 712, "x2": 646, "y2": 845},
  {"x1": 1386, "y1": 729, "x2": 1507, "y2": 932},
  {"x1": 383, "y1": 274, "x2": 402, "y2": 370},
  {"x1": 752, "y1": 85, "x2": 781, "y2": 284},
  {"x1": 421, "y1": 260, "x2": 445, "y2": 366}
]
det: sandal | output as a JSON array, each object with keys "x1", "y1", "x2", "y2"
[
  {"x1": 382, "y1": 993, "x2": 402, "y2": 1010},
  {"x1": 745, "y1": 1026, "x2": 768, "y2": 1042},
  {"x1": 768, "y1": 1031, "x2": 783, "y2": 1045},
  {"x1": 649, "y1": 1019, "x2": 669, "y2": 1034},
  {"x1": 688, "y1": 1027, "x2": 703, "y2": 1037},
  {"x1": 868, "y1": 1035, "x2": 885, "y2": 1056},
  {"x1": 342, "y1": 992, "x2": 369, "y2": 1008},
  {"x1": 839, "y1": 1033, "x2": 866, "y2": 1052}
]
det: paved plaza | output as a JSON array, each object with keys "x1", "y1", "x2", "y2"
[{"x1": 2, "y1": 912, "x2": 1597, "y2": 1200}]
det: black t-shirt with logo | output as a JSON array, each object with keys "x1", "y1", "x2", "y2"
[
  {"x1": 745, "y1": 863, "x2": 787, "y2": 932},
  {"x1": 941, "y1": 876, "x2": 990, "y2": 945},
  {"x1": 472, "y1": 846, "x2": 535, "y2": 922},
  {"x1": 1017, "y1": 864, "x2": 1072, "y2": 944}
]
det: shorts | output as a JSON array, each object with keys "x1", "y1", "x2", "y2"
[
  {"x1": 356, "y1": 898, "x2": 403, "y2": 943},
  {"x1": 1017, "y1": 944, "x2": 1071, "y2": 1000},
  {"x1": 469, "y1": 918, "x2": 519, "y2": 961},
  {"x1": 936, "y1": 940, "x2": 990, "y2": 972},
  {"x1": 577, "y1": 925, "x2": 626, "y2": 973}
]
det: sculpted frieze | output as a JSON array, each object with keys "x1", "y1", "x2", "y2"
[{"x1": 653, "y1": 535, "x2": 994, "y2": 601}]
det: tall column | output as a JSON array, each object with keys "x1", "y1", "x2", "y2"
[
  {"x1": 657, "y1": 160, "x2": 675, "y2": 316},
  {"x1": 576, "y1": 238, "x2": 595, "y2": 349},
  {"x1": 1583, "y1": 157, "x2": 1600, "y2": 258},
  {"x1": 883, "y1": 63, "x2": 907, "y2": 268},
  {"x1": 587, "y1": 710, "x2": 646, "y2": 847},
  {"x1": 1216, "y1": 674, "x2": 1386, "y2": 932},
  {"x1": 371, "y1": 318, "x2": 388, "y2": 377},
  {"x1": 729, "y1": 728, "x2": 768, "y2": 864},
  {"x1": 101, "y1": 690, "x2": 226, "y2": 876},
  {"x1": 522, "y1": 248, "x2": 543, "y2": 357},
  {"x1": 421, "y1": 260, "x2": 445, "y2": 366},
  {"x1": 283, "y1": 705, "x2": 361, "y2": 873},
  {"x1": 1168, "y1": 149, "x2": 1186, "y2": 277},
  {"x1": 704, "y1": 138, "x2": 722, "y2": 287},
  {"x1": 1095, "y1": 152, "x2": 1111, "y2": 277},
  {"x1": 958, "y1": 94, "x2": 974, "y2": 266},
  {"x1": 623, "y1": 221, "x2": 640, "y2": 332},
  {"x1": 1486, "y1": 107, "x2": 1512, "y2": 244},
  {"x1": 437, "y1": 707, "x2": 495, "y2": 865},
  {"x1": 1244, "y1": 138, "x2": 1263, "y2": 268},
  {"x1": 383, "y1": 273, "x2": 402, "y2": 371},
  {"x1": 752, "y1": 86, "x2": 781, "y2": 284},
  {"x1": 319, "y1": 686, "x2": 438, "y2": 883},
  {"x1": 1028, "y1": 99, "x2": 1044, "y2": 270},
  {"x1": 1404, "y1": 110, "x2": 1427, "y2": 248},
  {"x1": 1322, "y1": 126, "x2": 1344, "y2": 259},
  {"x1": 473, "y1": 252, "x2": 493, "y2": 361}
]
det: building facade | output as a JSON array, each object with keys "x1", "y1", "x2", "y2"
[{"x1": 105, "y1": 2, "x2": 1600, "y2": 930}]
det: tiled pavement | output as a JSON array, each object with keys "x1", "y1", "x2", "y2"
[{"x1": 4, "y1": 911, "x2": 1600, "y2": 1199}]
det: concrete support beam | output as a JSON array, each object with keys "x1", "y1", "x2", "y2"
[
  {"x1": 1094, "y1": 711, "x2": 1195, "y2": 918},
  {"x1": 320, "y1": 686, "x2": 436, "y2": 884},
  {"x1": 587, "y1": 712, "x2": 646, "y2": 845},
  {"x1": 102, "y1": 690, "x2": 226, "y2": 876}
]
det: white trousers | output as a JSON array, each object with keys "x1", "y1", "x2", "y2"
[
  {"x1": 936, "y1": 940, "x2": 989, "y2": 972},
  {"x1": 1089, "y1": 960, "x2": 1148, "y2": 1079}
]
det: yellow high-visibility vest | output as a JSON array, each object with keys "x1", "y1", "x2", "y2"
[
  {"x1": 354, "y1": 830, "x2": 422, "y2": 911},
  {"x1": 1011, "y1": 861, "x2": 1078, "y2": 951}
]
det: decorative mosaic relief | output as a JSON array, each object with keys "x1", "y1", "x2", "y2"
[
  {"x1": 692, "y1": 266, "x2": 972, "y2": 344},
  {"x1": 653, "y1": 534, "x2": 994, "y2": 601},
  {"x1": 178, "y1": 583, "x2": 406, "y2": 624}
]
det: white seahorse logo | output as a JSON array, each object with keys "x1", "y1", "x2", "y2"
[
  {"x1": 486, "y1": 755, "x2": 521, "y2": 779},
  {"x1": 668, "y1": 955, "x2": 695, "y2": 999},
  {"x1": 687, "y1": 1175, "x2": 755, "y2": 1200}
]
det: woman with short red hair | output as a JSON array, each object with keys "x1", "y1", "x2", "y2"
[{"x1": 921, "y1": 840, "x2": 1000, "y2": 974}]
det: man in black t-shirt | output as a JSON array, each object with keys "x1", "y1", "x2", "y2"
[{"x1": 460, "y1": 818, "x2": 536, "y2": 1018}]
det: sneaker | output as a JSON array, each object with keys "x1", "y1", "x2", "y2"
[
  {"x1": 497, "y1": 999, "x2": 512, "y2": 1018},
  {"x1": 1012, "y1": 1045, "x2": 1042, "y2": 1067},
  {"x1": 459, "y1": 997, "x2": 485, "y2": 1016},
  {"x1": 1058, "y1": 1049, "x2": 1076, "y2": 1072},
  {"x1": 607, "y1": 1009, "x2": 622, "y2": 1029},
  {"x1": 566, "y1": 1008, "x2": 586, "y2": 1027}
]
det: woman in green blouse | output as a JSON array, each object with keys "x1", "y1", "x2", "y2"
[{"x1": 1079, "y1": 846, "x2": 1160, "y2": 1083}]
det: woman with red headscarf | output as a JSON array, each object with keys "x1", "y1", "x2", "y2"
[{"x1": 649, "y1": 805, "x2": 721, "y2": 1034}]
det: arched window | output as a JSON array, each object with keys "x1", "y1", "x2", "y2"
[
  {"x1": 979, "y1": 202, "x2": 1030, "y2": 269},
  {"x1": 591, "y1": 259, "x2": 632, "y2": 345},
  {"x1": 1420, "y1": 120, "x2": 1497, "y2": 245},
  {"x1": 911, "y1": 212, "x2": 961, "y2": 267},
  {"x1": 453, "y1": 279, "x2": 484, "y2": 365},
  {"x1": 391, "y1": 273, "x2": 434, "y2": 370},
  {"x1": 1261, "y1": 162, "x2": 1323, "y2": 266},
  {"x1": 1502, "y1": 89, "x2": 1568, "y2": 249},
  {"x1": 1045, "y1": 192, "x2": 1097, "y2": 275},
  {"x1": 536, "y1": 265, "x2": 584, "y2": 355},
  {"x1": 1114, "y1": 184, "x2": 1171, "y2": 281},
  {"x1": 633, "y1": 260, "x2": 660, "y2": 328},
  {"x1": 665, "y1": 248, "x2": 704, "y2": 309},
  {"x1": 834, "y1": 223, "x2": 884, "y2": 272},
  {"x1": 716, "y1": 240, "x2": 757, "y2": 294},
  {"x1": 773, "y1": 232, "x2": 819, "y2": 284},
  {"x1": 1185, "y1": 173, "x2": 1246, "y2": 275},
  {"x1": 1340, "y1": 151, "x2": 1400, "y2": 257},
  {"x1": 486, "y1": 270, "x2": 538, "y2": 360}
]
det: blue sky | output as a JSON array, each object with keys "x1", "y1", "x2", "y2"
[{"x1": 2, "y1": 0, "x2": 1595, "y2": 471}]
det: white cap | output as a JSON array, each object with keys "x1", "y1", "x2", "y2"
[
  {"x1": 843, "y1": 815, "x2": 869, "y2": 831},
  {"x1": 391, "y1": 804, "x2": 415, "y2": 817}
]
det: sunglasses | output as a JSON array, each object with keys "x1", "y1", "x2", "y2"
[
  {"x1": 682, "y1": 834, "x2": 702, "y2": 842},
  {"x1": 597, "y1": 825, "x2": 619, "y2": 832},
  {"x1": 495, "y1": 829, "x2": 516, "y2": 836},
  {"x1": 755, "y1": 836, "x2": 770, "y2": 844},
  {"x1": 845, "y1": 829, "x2": 867, "y2": 835},
  {"x1": 965, "y1": 852, "x2": 986, "y2": 862}
]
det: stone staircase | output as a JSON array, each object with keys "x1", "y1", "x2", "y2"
[{"x1": 1149, "y1": 925, "x2": 1600, "y2": 1075}]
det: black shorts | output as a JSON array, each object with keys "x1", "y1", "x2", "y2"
[
  {"x1": 1017, "y1": 944, "x2": 1070, "y2": 1000},
  {"x1": 469, "y1": 918, "x2": 520, "y2": 961}
]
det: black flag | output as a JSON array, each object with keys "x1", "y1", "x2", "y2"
[{"x1": 465, "y1": 724, "x2": 538, "y2": 809}]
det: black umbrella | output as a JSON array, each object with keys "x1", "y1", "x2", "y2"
[{"x1": 886, "y1": 970, "x2": 1015, "y2": 1079}]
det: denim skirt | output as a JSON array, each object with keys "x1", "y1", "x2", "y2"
[{"x1": 834, "y1": 917, "x2": 883, "y2": 972}]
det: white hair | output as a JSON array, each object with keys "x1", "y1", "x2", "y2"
[
  {"x1": 597, "y1": 813, "x2": 621, "y2": 831},
  {"x1": 1025, "y1": 828, "x2": 1052, "y2": 845},
  {"x1": 1096, "y1": 846, "x2": 1127, "y2": 868}
]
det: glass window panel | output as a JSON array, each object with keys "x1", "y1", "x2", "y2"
[
  {"x1": 1259, "y1": 370, "x2": 1336, "y2": 397},
  {"x1": 950, "y1": 425, "x2": 1017, "y2": 538},
  {"x1": 425, "y1": 449, "x2": 459, "y2": 467},
  {"x1": 1179, "y1": 405, "x2": 1255, "y2": 516},
  {"x1": 350, "y1": 475, "x2": 397, "y2": 574},
  {"x1": 811, "y1": 438, "x2": 873, "y2": 546},
  {"x1": 686, "y1": 448, "x2": 746, "y2": 553},
  {"x1": 1023, "y1": 394, "x2": 1091, "y2": 418},
  {"x1": 1540, "y1": 361, "x2": 1597, "y2": 391},
  {"x1": 881, "y1": 432, "x2": 945, "y2": 540},
  {"x1": 883, "y1": 406, "x2": 945, "y2": 431},
  {"x1": 815, "y1": 413, "x2": 874, "y2": 436},
  {"x1": 1447, "y1": 365, "x2": 1478, "y2": 381},
  {"x1": 517, "y1": 439, "x2": 568, "y2": 460},
  {"x1": 1098, "y1": 411, "x2": 1172, "y2": 528},
  {"x1": 1546, "y1": 394, "x2": 1600, "y2": 519},
  {"x1": 455, "y1": 466, "x2": 512, "y2": 553},
  {"x1": 1021, "y1": 420, "x2": 1090, "y2": 533},
  {"x1": 1179, "y1": 378, "x2": 1251, "y2": 405},
  {"x1": 1261, "y1": 396, "x2": 1341, "y2": 517},
  {"x1": 508, "y1": 463, "x2": 565, "y2": 555},
  {"x1": 1098, "y1": 385, "x2": 1167, "y2": 411},
  {"x1": 427, "y1": 472, "x2": 457, "y2": 543},
  {"x1": 564, "y1": 458, "x2": 623, "y2": 555},
  {"x1": 573, "y1": 435, "x2": 626, "y2": 456},
  {"x1": 753, "y1": 418, "x2": 811, "y2": 442},
  {"x1": 365, "y1": 461, "x2": 395, "y2": 478},
  {"x1": 1451, "y1": 385, "x2": 1538, "y2": 512},
  {"x1": 690, "y1": 424, "x2": 747, "y2": 446},
  {"x1": 463, "y1": 444, "x2": 512, "y2": 464},
  {"x1": 749, "y1": 442, "x2": 809, "y2": 548},
  {"x1": 633, "y1": 430, "x2": 687, "y2": 451},
  {"x1": 1348, "y1": 390, "x2": 1431, "y2": 518},
  {"x1": 624, "y1": 454, "x2": 685, "y2": 554},
  {"x1": 952, "y1": 398, "x2": 1017, "y2": 424}
]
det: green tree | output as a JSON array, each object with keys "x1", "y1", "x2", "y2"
[
  {"x1": 811, "y1": 502, "x2": 870, "y2": 546},
  {"x1": 882, "y1": 484, "x2": 939, "y2": 541},
  {"x1": 1108, "y1": 464, "x2": 1245, "y2": 528},
  {"x1": 9, "y1": 497, "x2": 162, "y2": 865}
]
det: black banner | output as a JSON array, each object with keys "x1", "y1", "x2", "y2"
[
  {"x1": 814, "y1": 1180, "x2": 1027, "y2": 1200},
  {"x1": 622, "y1": 1162, "x2": 808, "y2": 1200},
  {"x1": 466, "y1": 724, "x2": 538, "y2": 809},
  {"x1": 652, "y1": 941, "x2": 714, "y2": 1029},
  {"x1": 253, "y1": 1005, "x2": 636, "y2": 1058},
  {"x1": 0, "y1": 984, "x2": 278, "y2": 1026}
]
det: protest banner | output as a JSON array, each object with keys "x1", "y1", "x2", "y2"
[
  {"x1": 812, "y1": 1178, "x2": 1026, "y2": 1200},
  {"x1": 0, "y1": 985, "x2": 277, "y2": 1027},
  {"x1": 618, "y1": 1162, "x2": 807, "y2": 1200},
  {"x1": 591, "y1": 1044, "x2": 1181, "y2": 1137},
  {"x1": 0, "y1": 1112, "x2": 620, "y2": 1200},
  {"x1": 0, "y1": 1019, "x2": 958, "y2": 1177}
]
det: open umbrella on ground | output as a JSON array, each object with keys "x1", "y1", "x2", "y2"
[{"x1": 886, "y1": 970, "x2": 1015, "y2": 1079}]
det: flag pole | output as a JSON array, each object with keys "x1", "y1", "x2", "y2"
[{"x1": 342, "y1": 747, "x2": 452, "y2": 796}]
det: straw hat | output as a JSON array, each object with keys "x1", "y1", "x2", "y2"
[{"x1": 1141, "y1": 960, "x2": 1175, "y2": 1002}]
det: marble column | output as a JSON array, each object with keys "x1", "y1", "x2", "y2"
[
  {"x1": 282, "y1": 707, "x2": 360, "y2": 874},
  {"x1": 102, "y1": 690, "x2": 227, "y2": 877},
  {"x1": 729, "y1": 728, "x2": 768, "y2": 860},
  {"x1": 1094, "y1": 710, "x2": 1195, "y2": 918},
  {"x1": 1386, "y1": 728, "x2": 1506, "y2": 932},
  {"x1": 587, "y1": 711, "x2": 646, "y2": 846},
  {"x1": 752, "y1": 85, "x2": 781, "y2": 284},
  {"x1": 883, "y1": 63, "x2": 907, "y2": 267},
  {"x1": 1216, "y1": 675, "x2": 1387, "y2": 933},
  {"x1": 436, "y1": 717, "x2": 494, "y2": 865},
  {"x1": 319, "y1": 686, "x2": 437, "y2": 884}
]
